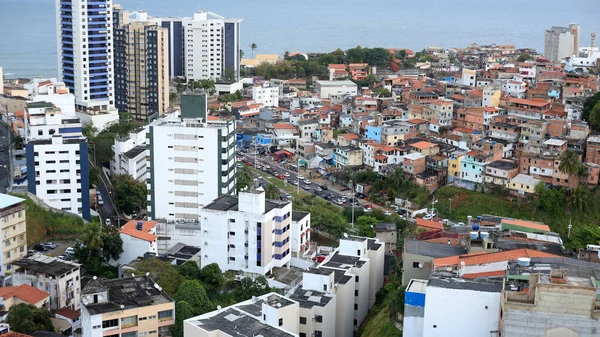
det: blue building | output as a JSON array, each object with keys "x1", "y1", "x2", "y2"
[
  {"x1": 365, "y1": 125, "x2": 382, "y2": 142},
  {"x1": 159, "y1": 18, "x2": 185, "y2": 78},
  {"x1": 403, "y1": 279, "x2": 427, "y2": 337},
  {"x1": 57, "y1": 0, "x2": 114, "y2": 110}
]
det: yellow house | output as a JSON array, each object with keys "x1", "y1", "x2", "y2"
[
  {"x1": 0, "y1": 284, "x2": 49, "y2": 310},
  {"x1": 506, "y1": 174, "x2": 541, "y2": 194},
  {"x1": 448, "y1": 154, "x2": 463, "y2": 178},
  {"x1": 0, "y1": 194, "x2": 28, "y2": 273},
  {"x1": 81, "y1": 276, "x2": 175, "y2": 337}
]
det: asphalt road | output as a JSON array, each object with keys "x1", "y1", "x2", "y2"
[
  {"x1": 241, "y1": 152, "x2": 366, "y2": 210},
  {"x1": 0, "y1": 120, "x2": 10, "y2": 194}
]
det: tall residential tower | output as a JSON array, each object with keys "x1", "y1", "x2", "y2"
[
  {"x1": 56, "y1": 0, "x2": 115, "y2": 110},
  {"x1": 544, "y1": 23, "x2": 580, "y2": 62}
]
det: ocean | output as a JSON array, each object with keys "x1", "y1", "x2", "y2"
[{"x1": 0, "y1": 0, "x2": 598, "y2": 78}]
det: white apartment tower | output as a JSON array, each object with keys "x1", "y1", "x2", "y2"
[
  {"x1": 183, "y1": 11, "x2": 242, "y2": 81},
  {"x1": 56, "y1": 0, "x2": 115, "y2": 110},
  {"x1": 544, "y1": 24, "x2": 580, "y2": 62},
  {"x1": 146, "y1": 93, "x2": 236, "y2": 220}
]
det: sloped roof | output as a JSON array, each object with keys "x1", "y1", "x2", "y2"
[
  {"x1": 120, "y1": 220, "x2": 158, "y2": 242},
  {"x1": 0, "y1": 284, "x2": 49, "y2": 304},
  {"x1": 433, "y1": 248, "x2": 559, "y2": 268}
]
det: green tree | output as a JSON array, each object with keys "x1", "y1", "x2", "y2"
[
  {"x1": 582, "y1": 92, "x2": 600, "y2": 127},
  {"x1": 175, "y1": 280, "x2": 214, "y2": 315},
  {"x1": 237, "y1": 165, "x2": 254, "y2": 192},
  {"x1": 517, "y1": 52, "x2": 532, "y2": 62},
  {"x1": 6, "y1": 303, "x2": 53, "y2": 334},
  {"x1": 558, "y1": 150, "x2": 583, "y2": 177},
  {"x1": 373, "y1": 86, "x2": 391, "y2": 97},
  {"x1": 172, "y1": 301, "x2": 194, "y2": 337},
  {"x1": 234, "y1": 276, "x2": 271, "y2": 301},
  {"x1": 113, "y1": 174, "x2": 147, "y2": 215},
  {"x1": 82, "y1": 222, "x2": 104, "y2": 251},
  {"x1": 89, "y1": 166, "x2": 101, "y2": 188},
  {"x1": 255, "y1": 62, "x2": 275, "y2": 79},
  {"x1": 92, "y1": 132, "x2": 117, "y2": 165},
  {"x1": 264, "y1": 183, "x2": 280, "y2": 200},
  {"x1": 82, "y1": 122, "x2": 98, "y2": 140},
  {"x1": 12, "y1": 135, "x2": 24, "y2": 150},
  {"x1": 365, "y1": 74, "x2": 379, "y2": 86},
  {"x1": 133, "y1": 258, "x2": 184, "y2": 297},
  {"x1": 178, "y1": 260, "x2": 201, "y2": 280},
  {"x1": 587, "y1": 102, "x2": 600, "y2": 131},
  {"x1": 76, "y1": 223, "x2": 123, "y2": 274},
  {"x1": 346, "y1": 46, "x2": 366, "y2": 63},
  {"x1": 356, "y1": 215, "x2": 378, "y2": 237},
  {"x1": 221, "y1": 67, "x2": 236, "y2": 83},
  {"x1": 199, "y1": 263, "x2": 225, "y2": 292},
  {"x1": 250, "y1": 43, "x2": 258, "y2": 58},
  {"x1": 569, "y1": 185, "x2": 590, "y2": 212}
]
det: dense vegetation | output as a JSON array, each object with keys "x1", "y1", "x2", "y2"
[
  {"x1": 6, "y1": 303, "x2": 53, "y2": 334},
  {"x1": 131, "y1": 259, "x2": 272, "y2": 337}
]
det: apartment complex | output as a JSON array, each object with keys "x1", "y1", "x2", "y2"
[
  {"x1": 146, "y1": 94, "x2": 236, "y2": 221},
  {"x1": 113, "y1": 7, "x2": 170, "y2": 122},
  {"x1": 12, "y1": 254, "x2": 82, "y2": 310},
  {"x1": 56, "y1": 0, "x2": 114, "y2": 110},
  {"x1": 111, "y1": 127, "x2": 147, "y2": 182},
  {"x1": 0, "y1": 194, "x2": 27, "y2": 274},
  {"x1": 25, "y1": 102, "x2": 90, "y2": 220},
  {"x1": 544, "y1": 24, "x2": 580, "y2": 62},
  {"x1": 80, "y1": 276, "x2": 175, "y2": 337},
  {"x1": 183, "y1": 11, "x2": 243, "y2": 81}
]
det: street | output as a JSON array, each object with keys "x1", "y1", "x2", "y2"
[{"x1": 0, "y1": 120, "x2": 10, "y2": 194}]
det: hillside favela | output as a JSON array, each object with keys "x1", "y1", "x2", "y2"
[{"x1": 0, "y1": 1, "x2": 600, "y2": 337}]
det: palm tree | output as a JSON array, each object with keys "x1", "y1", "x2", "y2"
[
  {"x1": 82, "y1": 223, "x2": 105, "y2": 251},
  {"x1": 236, "y1": 165, "x2": 253, "y2": 192},
  {"x1": 569, "y1": 185, "x2": 590, "y2": 212},
  {"x1": 558, "y1": 150, "x2": 582, "y2": 176},
  {"x1": 264, "y1": 183, "x2": 280, "y2": 200},
  {"x1": 250, "y1": 43, "x2": 257, "y2": 58}
]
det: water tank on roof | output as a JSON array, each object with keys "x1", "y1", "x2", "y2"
[
  {"x1": 136, "y1": 222, "x2": 143, "y2": 230},
  {"x1": 517, "y1": 257, "x2": 531, "y2": 267},
  {"x1": 472, "y1": 224, "x2": 480, "y2": 231},
  {"x1": 470, "y1": 231, "x2": 479, "y2": 240},
  {"x1": 477, "y1": 216, "x2": 482, "y2": 221},
  {"x1": 492, "y1": 141, "x2": 496, "y2": 145},
  {"x1": 480, "y1": 232, "x2": 489, "y2": 240}
]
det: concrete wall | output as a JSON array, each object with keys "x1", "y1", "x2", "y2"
[{"x1": 402, "y1": 253, "x2": 434, "y2": 285}]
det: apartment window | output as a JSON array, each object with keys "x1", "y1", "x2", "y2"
[
  {"x1": 355, "y1": 290, "x2": 359, "y2": 296},
  {"x1": 122, "y1": 333, "x2": 137, "y2": 337},
  {"x1": 121, "y1": 315, "x2": 138, "y2": 328},
  {"x1": 315, "y1": 315, "x2": 323, "y2": 323},
  {"x1": 278, "y1": 318, "x2": 283, "y2": 326},
  {"x1": 157, "y1": 310, "x2": 173, "y2": 322},
  {"x1": 354, "y1": 303, "x2": 358, "y2": 310},
  {"x1": 102, "y1": 319, "x2": 118, "y2": 329},
  {"x1": 299, "y1": 317, "x2": 306, "y2": 325},
  {"x1": 300, "y1": 334, "x2": 307, "y2": 337},
  {"x1": 355, "y1": 276, "x2": 359, "y2": 282},
  {"x1": 354, "y1": 319, "x2": 358, "y2": 326},
  {"x1": 315, "y1": 331, "x2": 323, "y2": 337}
]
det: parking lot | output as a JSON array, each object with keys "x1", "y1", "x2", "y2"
[{"x1": 33, "y1": 240, "x2": 76, "y2": 258}]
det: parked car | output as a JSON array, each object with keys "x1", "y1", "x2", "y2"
[
  {"x1": 324, "y1": 195, "x2": 333, "y2": 201},
  {"x1": 320, "y1": 185, "x2": 328, "y2": 191},
  {"x1": 423, "y1": 214, "x2": 434, "y2": 220},
  {"x1": 98, "y1": 196, "x2": 104, "y2": 206},
  {"x1": 384, "y1": 211, "x2": 392, "y2": 216},
  {"x1": 302, "y1": 185, "x2": 311, "y2": 190},
  {"x1": 297, "y1": 175, "x2": 305, "y2": 180},
  {"x1": 303, "y1": 180, "x2": 311, "y2": 185},
  {"x1": 289, "y1": 180, "x2": 298, "y2": 186},
  {"x1": 314, "y1": 189, "x2": 322, "y2": 195},
  {"x1": 355, "y1": 192, "x2": 366, "y2": 199},
  {"x1": 65, "y1": 247, "x2": 75, "y2": 255},
  {"x1": 43, "y1": 242, "x2": 57, "y2": 249},
  {"x1": 315, "y1": 186, "x2": 323, "y2": 192},
  {"x1": 340, "y1": 186, "x2": 350, "y2": 191},
  {"x1": 336, "y1": 199, "x2": 344, "y2": 205},
  {"x1": 33, "y1": 244, "x2": 47, "y2": 252},
  {"x1": 277, "y1": 174, "x2": 285, "y2": 179},
  {"x1": 105, "y1": 219, "x2": 111, "y2": 226},
  {"x1": 283, "y1": 172, "x2": 290, "y2": 177}
]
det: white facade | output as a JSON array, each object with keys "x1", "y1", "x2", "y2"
[
  {"x1": 56, "y1": 0, "x2": 115, "y2": 110},
  {"x1": 252, "y1": 82, "x2": 279, "y2": 107},
  {"x1": 111, "y1": 128, "x2": 147, "y2": 181},
  {"x1": 315, "y1": 80, "x2": 358, "y2": 99},
  {"x1": 114, "y1": 222, "x2": 158, "y2": 266},
  {"x1": 545, "y1": 24, "x2": 580, "y2": 62},
  {"x1": 147, "y1": 116, "x2": 237, "y2": 221},
  {"x1": 26, "y1": 79, "x2": 76, "y2": 115},
  {"x1": 75, "y1": 107, "x2": 119, "y2": 133},
  {"x1": 197, "y1": 191, "x2": 292, "y2": 276},
  {"x1": 422, "y1": 276, "x2": 502, "y2": 337},
  {"x1": 183, "y1": 11, "x2": 243, "y2": 81},
  {"x1": 12, "y1": 254, "x2": 82, "y2": 311},
  {"x1": 461, "y1": 68, "x2": 476, "y2": 87},
  {"x1": 291, "y1": 211, "x2": 311, "y2": 258}
]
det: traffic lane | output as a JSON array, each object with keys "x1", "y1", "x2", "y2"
[{"x1": 96, "y1": 176, "x2": 116, "y2": 219}]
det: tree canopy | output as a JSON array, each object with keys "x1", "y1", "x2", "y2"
[
  {"x1": 113, "y1": 174, "x2": 147, "y2": 215},
  {"x1": 175, "y1": 280, "x2": 214, "y2": 315},
  {"x1": 133, "y1": 258, "x2": 185, "y2": 297},
  {"x1": 199, "y1": 263, "x2": 225, "y2": 292},
  {"x1": 75, "y1": 223, "x2": 123, "y2": 276},
  {"x1": 264, "y1": 183, "x2": 280, "y2": 200},
  {"x1": 6, "y1": 303, "x2": 53, "y2": 334},
  {"x1": 177, "y1": 260, "x2": 201, "y2": 280},
  {"x1": 582, "y1": 91, "x2": 600, "y2": 130},
  {"x1": 356, "y1": 215, "x2": 378, "y2": 237}
]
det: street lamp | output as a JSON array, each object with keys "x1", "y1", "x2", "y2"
[{"x1": 568, "y1": 219, "x2": 572, "y2": 239}]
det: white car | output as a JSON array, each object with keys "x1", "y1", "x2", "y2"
[
  {"x1": 283, "y1": 172, "x2": 290, "y2": 177},
  {"x1": 105, "y1": 219, "x2": 111, "y2": 226},
  {"x1": 65, "y1": 247, "x2": 75, "y2": 255},
  {"x1": 423, "y1": 214, "x2": 434, "y2": 220},
  {"x1": 384, "y1": 211, "x2": 392, "y2": 216},
  {"x1": 303, "y1": 180, "x2": 311, "y2": 185},
  {"x1": 297, "y1": 175, "x2": 305, "y2": 180}
]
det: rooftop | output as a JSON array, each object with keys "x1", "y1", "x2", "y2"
[
  {"x1": 188, "y1": 307, "x2": 295, "y2": 336},
  {"x1": 120, "y1": 220, "x2": 158, "y2": 242},
  {"x1": 416, "y1": 218, "x2": 444, "y2": 231},
  {"x1": 411, "y1": 141, "x2": 437, "y2": 150},
  {"x1": 428, "y1": 273, "x2": 503, "y2": 293},
  {"x1": 407, "y1": 278, "x2": 428, "y2": 294},
  {"x1": 292, "y1": 211, "x2": 309, "y2": 222},
  {"x1": 374, "y1": 222, "x2": 396, "y2": 232},
  {"x1": 0, "y1": 193, "x2": 24, "y2": 210},
  {"x1": 0, "y1": 284, "x2": 49, "y2": 305},
  {"x1": 204, "y1": 194, "x2": 289, "y2": 213},
  {"x1": 322, "y1": 251, "x2": 366, "y2": 269},
  {"x1": 316, "y1": 80, "x2": 357, "y2": 87},
  {"x1": 288, "y1": 287, "x2": 334, "y2": 308},
  {"x1": 82, "y1": 276, "x2": 173, "y2": 315},
  {"x1": 434, "y1": 248, "x2": 559, "y2": 268},
  {"x1": 404, "y1": 239, "x2": 468, "y2": 258},
  {"x1": 12, "y1": 254, "x2": 80, "y2": 278},
  {"x1": 486, "y1": 160, "x2": 518, "y2": 170},
  {"x1": 501, "y1": 218, "x2": 551, "y2": 233},
  {"x1": 123, "y1": 145, "x2": 146, "y2": 159},
  {"x1": 510, "y1": 173, "x2": 540, "y2": 186}
]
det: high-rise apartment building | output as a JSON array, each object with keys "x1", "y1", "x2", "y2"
[
  {"x1": 25, "y1": 101, "x2": 90, "y2": 220},
  {"x1": 56, "y1": 0, "x2": 114, "y2": 110},
  {"x1": 184, "y1": 11, "x2": 242, "y2": 81},
  {"x1": 0, "y1": 194, "x2": 28, "y2": 275},
  {"x1": 113, "y1": 7, "x2": 170, "y2": 122},
  {"x1": 146, "y1": 93, "x2": 236, "y2": 221},
  {"x1": 544, "y1": 23, "x2": 580, "y2": 62},
  {"x1": 159, "y1": 18, "x2": 185, "y2": 78}
]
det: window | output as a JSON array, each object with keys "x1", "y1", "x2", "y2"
[
  {"x1": 355, "y1": 290, "x2": 359, "y2": 296},
  {"x1": 299, "y1": 317, "x2": 306, "y2": 325},
  {"x1": 158, "y1": 310, "x2": 173, "y2": 322},
  {"x1": 121, "y1": 316, "x2": 137, "y2": 328},
  {"x1": 122, "y1": 332, "x2": 138, "y2": 337},
  {"x1": 354, "y1": 319, "x2": 358, "y2": 326},
  {"x1": 315, "y1": 315, "x2": 323, "y2": 323},
  {"x1": 355, "y1": 276, "x2": 359, "y2": 282},
  {"x1": 102, "y1": 319, "x2": 118, "y2": 329},
  {"x1": 315, "y1": 331, "x2": 323, "y2": 337},
  {"x1": 413, "y1": 262, "x2": 420, "y2": 268},
  {"x1": 300, "y1": 334, "x2": 307, "y2": 337},
  {"x1": 278, "y1": 318, "x2": 283, "y2": 326},
  {"x1": 354, "y1": 303, "x2": 358, "y2": 310}
]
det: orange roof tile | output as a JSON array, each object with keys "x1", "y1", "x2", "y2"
[
  {"x1": 465, "y1": 150, "x2": 481, "y2": 157},
  {"x1": 450, "y1": 94, "x2": 466, "y2": 100},
  {"x1": 374, "y1": 154, "x2": 388, "y2": 161},
  {"x1": 411, "y1": 141, "x2": 436, "y2": 150},
  {"x1": 56, "y1": 307, "x2": 81, "y2": 320},
  {"x1": 120, "y1": 220, "x2": 158, "y2": 242},
  {"x1": 433, "y1": 248, "x2": 559, "y2": 268},
  {"x1": 407, "y1": 119, "x2": 428, "y2": 124},
  {"x1": 3, "y1": 333, "x2": 33, "y2": 337},
  {"x1": 468, "y1": 89, "x2": 483, "y2": 97},
  {"x1": 380, "y1": 145, "x2": 399, "y2": 152},
  {"x1": 416, "y1": 218, "x2": 443, "y2": 231},
  {"x1": 0, "y1": 284, "x2": 49, "y2": 305},
  {"x1": 206, "y1": 115, "x2": 221, "y2": 121},
  {"x1": 462, "y1": 270, "x2": 507, "y2": 279},
  {"x1": 501, "y1": 218, "x2": 550, "y2": 232},
  {"x1": 273, "y1": 123, "x2": 298, "y2": 130},
  {"x1": 509, "y1": 98, "x2": 550, "y2": 108},
  {"x1": 340, "y1": 133, "x2": 360, "y2": 140},
  {"x1": 328, "y1": 64, "x2": 347, "y2": 69},
  {"x1": 453, "y1": 127, "x2": 476, "y2": 134}
]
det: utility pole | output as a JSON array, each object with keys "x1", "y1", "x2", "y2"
[
  {"x1": 568, "y1": 219, "x2": 572, "y2": 238},
  {"x1": 351, "y1": 179, "x2": 355, "y2": 230},
  {"x1": 296, "y1": 140, "x2": 300, "y2": 195}
]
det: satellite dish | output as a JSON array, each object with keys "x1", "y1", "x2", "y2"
[
  {"x1": 418, "y1": 263, "x2": 423, "y2": 268},
  {"x1": 146, "y1": 272, "x2": 150, "y2": 276},
  {"x1": 217, "y1": 305, "x2": 222, "y2": 310},
  {"x1": 120, "y1": 304, "x2": 125, "y2": 309},
  {"x1": 343, "y1": 233, "x2": 348, "y2": 238},
  {"x1": 93, "y1": 276, "x2": 97, "y2": 280},
  {"x1": 277, "y1": 303, "x2": 282, "y2": 308}
]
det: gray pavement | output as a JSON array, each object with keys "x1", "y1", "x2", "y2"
[{"x1": 0, "y1": 120, "x2": 11, "y2": 193}]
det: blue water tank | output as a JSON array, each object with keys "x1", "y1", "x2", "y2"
[
  {"x1": 136, "y1": 222, "x2": 143, "y2": 230},
  {"x1": 477, "y1": 216, "x2": 482, "y2": 221},
  {"x1": 480, "y1": 232, "x2": 489, "y2": 240},
  {"x1": 472, "y1": 224, "x2": 480, "y2": 231},
  {"x1": 470, "y1": 232, "x2": 479, "y2": 240}
]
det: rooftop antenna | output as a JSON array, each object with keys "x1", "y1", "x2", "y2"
[{"x1": 592, "y1": 32, "x2": 597, "y2": 49}]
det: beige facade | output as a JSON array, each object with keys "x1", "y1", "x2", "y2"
[
  {"x1": 0, "y1": 194, "x2": 27, "y2": 274},
  {"x1": 123, "y1": 22, "x2": 170, "y2": 121}
]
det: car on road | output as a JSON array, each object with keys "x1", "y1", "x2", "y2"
[
  {"x1": 43, "y1": 242, "x2": 57, "y2": 249},
  {"x1": 335, "y1": 199, "x2": 344, "y2": 205},
  {"x1": 105, "y1": 219, "x2": 111, "y2": 226},
  {"x1": 364, "y1": 204, "x2": 373, "y2": 211},
  {"x1": 355, "y1": 192, "x2": 366, "y2": 199},
  {"x1": 423, "y1": 214, "x2": 435, "y2": 220},
  {"x1": 315, "y1": 186, "x2": 323, "y2": 192},
  {"x1": 277, "y1": 174, "x2": 285, "y2": 179},
  {"x1": 303, "y1": 180, "x2": 311, "y2": 185},
  {"x1": 384, "y1": 211, "x2": 392, "y2": 216},
  {"x1": 57, "y1": 254, "x2": 72, "y2": 261},
  {"x1": 289, "y1": 180, "x2": 298, "y2": 186},
  {"x1": 98, "y1": 196, "x2": 104, "y2": 206},
  {"x1": 314, "y1": 189, "x2": 322, "y2": 195},
  {"x1": 297, "y1": 175, "x2": 305, "y2": 180},
  {"x1": 302, "y1": 184, "x2": 311, "y2": 190},
  {"x1": 283, "y1": 172, "x2": 290, "y2": 177},
  {"x1": 340, "y1": 186, "x2": 350, "y2": 191},
  {"x1": 34, "y1": 244, "x2": 48, "y2": 252},
  {"x1": 65, "y1": 247, "x2": 75, "y2": 255},
  {"x1": 397, "y1": 209, "x2": 407, "y2": 215},
  {"x1": 0, "y1": 145, "x2": 4, "y2": 152},
  {"x1": 320, "y1": 185, "x2": 328, "y2": 191},
  {"x1": 324, "y1": 195, "x2": 333, "y2": 201},
  {"x1": 351, "y1": 200, "x2": 361, "y2": 206}
]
